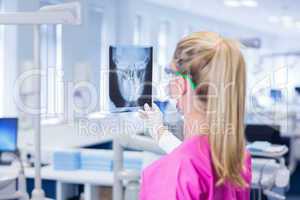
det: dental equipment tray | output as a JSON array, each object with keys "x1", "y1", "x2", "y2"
[{"x1": 247, "y1": 143, "x2": 288, "y2": 159}]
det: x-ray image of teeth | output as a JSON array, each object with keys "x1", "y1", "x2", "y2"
[{"x1": 109, "y1": 46, "x2": 153, "y2": 112}]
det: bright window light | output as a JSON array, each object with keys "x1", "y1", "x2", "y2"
[
  {"x1": 224, "y1": 0, "x2": 258, "y2": 8},
  {"x1": 269, "y1": 16, "x2": 280, "y2": 23},
  {"x1": 282, "y1": 21, "x2": 294, "y2": 28},
  {"x1": 157, "y1": 21, "x2": 170, "y2": 99},
  {"x1": 241, "y1": 0, "x2": 258, "y2": 7},
  {"x1": 224, "y1": 0, "x2": 241, "y2": 7},
  {"x1": 281, "y1": 16, "x2": 294, "y2": 28},
  {"x1": 0, "y1": 1, "x2": 3, "y2": 116},
  {"x1": 55, "y1": 24, "x2": 63, "y2": 115},
  {"x1": 40, "y1": 24, "x2": 64, "y2": 121},
  {"x1": 98, "y1": 12, "x2": 107, "y2": 112},
  {"x1": 158, "y1": 21, "x2": 169, "y2": 68},
  {"x1": 0, "y1": 25, "x2": 3, "y2": 116},
  {"x1": 281, "y1": 15, "x2": 293, "y2": 23},
  {"x1": 268, "y1": 15, "x2": 300, "y2": 30}
]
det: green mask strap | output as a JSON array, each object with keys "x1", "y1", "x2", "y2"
[{"x1": 175, "y1": 71, "x2": 197, "y2": 90}]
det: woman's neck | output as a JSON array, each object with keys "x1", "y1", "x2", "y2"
[{"x1": 183, "y1": 111, "x2": 209, "y2": 139}]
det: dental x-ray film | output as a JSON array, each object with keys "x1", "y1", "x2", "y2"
[{"x1": 109, "y1": 45, "x2": 153, "y2": 112}]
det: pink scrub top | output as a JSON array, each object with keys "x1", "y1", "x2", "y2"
[{"x1": 139, "y1": 135, "x2": 252, "y2": 200}]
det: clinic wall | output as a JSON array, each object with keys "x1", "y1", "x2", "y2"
[
  {"x1": 116, "y1": 0, "x2": 280, "y2": 99},
  {"x1": 62, "y1": 0, "x2": 101, "y2": 115},
  {"x1": 14, "y1": 0, "x2": 300, "y2": 148},
  {"x1": 273, "y1": 37, "x2": 300, "y2": 52},
  {"x1": 11, "y1": 0, "x2": 284, "y2": 120},
  {"x1": 10, "y1": 0, "x2": 284, "y2": 108},
  {"x1": 0, "y1": 0, "x2": 34, "y2": 116},
  {"x1": 1, "y1": 0, "x2": 18, "y2": 116},
  {"x1": 127, "y1": 0, "x2": 279, "y2": 54},
  {"x1": 62, "y1": 0, "x2": 117, "y2": 115},
  {"x1": 15, "y1": 0, "x2": 114, "y2": 120},
  {"x1": 15, "y1": 0, "x2": 119, "y2": 149}
]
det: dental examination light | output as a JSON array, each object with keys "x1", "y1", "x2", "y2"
[
  {"x1": 0, "y1": 2, "x2": 81, "y2": 25},
  {"x1": 0, "y1": 2, "x2": 81, "y2": 200}
]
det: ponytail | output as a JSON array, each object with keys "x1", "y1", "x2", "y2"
[
  {"x1": 207, "y1": 39, "x2": 247, "y2": 187},
  {"x1": 173, "y1": 32, "x2": 247, "y2": 187}
]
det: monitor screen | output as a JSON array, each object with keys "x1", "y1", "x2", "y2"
[
  {"x1": 245, "y1": 124, "x2": 281, "y2": 144},
  {"x1": 295, "y1": 87, "x2": 300, "y2": 95},
  {"x1": 0, "y1": 118, "x2": 18, "y2": 152}
]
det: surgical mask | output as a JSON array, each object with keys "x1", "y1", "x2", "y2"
[
  {"x1": 164, "y1": 66, "x2": 197, "y2": 90},
  {"x1": 162, "y1": 98, "x2": 185, "y2": 140},
  {"x1": 164, "y1": 65, "x2": 197, "y2": 99},
  {"x1": 168, "y1": 98, "x2": 184, "y2": 117}
]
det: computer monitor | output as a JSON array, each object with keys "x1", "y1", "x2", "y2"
[
  {"x1": 0, "y1": 118, "x2": 18, "y2": 152},
  {"x1": 245, "y1": 124, "x2": 281, "y2": 144},
  {"x1": 295, "y1": 87, "x2": 300, "y2": 95}
]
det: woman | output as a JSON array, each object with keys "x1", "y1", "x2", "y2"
[{"x1": 139, "y1": 32, "x2": 252, "y2": 200}]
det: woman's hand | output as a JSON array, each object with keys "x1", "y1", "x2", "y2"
[
  {"x1": 138, "y1": 103, "x2": 166, "y2": 142},
  {"x1": 139, "y1": 103, "x2": 182, "y2": 153}
]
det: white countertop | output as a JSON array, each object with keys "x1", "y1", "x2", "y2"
[{"x1": 25, "y1": 165, "x2": 114, "y2": 186}]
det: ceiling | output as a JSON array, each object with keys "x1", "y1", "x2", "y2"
[{"x1": 145, "y1": 0, "x2": 300, "y2": 37}]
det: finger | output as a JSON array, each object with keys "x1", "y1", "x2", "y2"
[
  {"x1": 139, "y1": 110, "x2": 149, "y2": 118},
  {"x1": 144, "y1": 103, "x2": 151, "y2": 111},
  {"x1": 138, "y1": 110, "x2": 147, "y2": 118},
  {"x1": 138, "y1": 109, "x2": 144, "y2": 115}
]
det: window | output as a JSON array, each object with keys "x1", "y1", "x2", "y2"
[
  {"x1": 98, "y1": 11, "x2": 105, "y2": 70},
  {"x1": 0, "y1": 1, "x2": 4, "y2": 116},
  {"x1": 156, "y1": 21, "x2": 171, "y2": 100},
  {"x1": 97, "y1": 11, "x2": 108, "y2": 112},
  {"x1": 133, "y1": 15, "x2": 142, "y2": 45},
  {"x1": 158, "y1": 21, "x2": 170, "y2": 68},
  {"x1": 40, "y1": 24, "x2": 63, "y2": 121}
]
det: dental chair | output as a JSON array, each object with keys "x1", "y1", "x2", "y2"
[
  {"x1": 112, "y1": 133, "x2": 290, "y2": 200},
  {"x1": 0, "y1": 152, "x2": 29, "y2": 200},
  {"x1": 246, "y1": 124, "x2": 291, "y2": 200},
  {"x1": 113, "y1": 133, "x2": 163, "y2": 200},
  {"x1": 250, "y1": 144, "x2": 290, "y2": 200}
]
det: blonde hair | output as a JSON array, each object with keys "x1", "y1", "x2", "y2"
[{"x1": 173, "y1": 32, "x2": 247, "y2": 187}]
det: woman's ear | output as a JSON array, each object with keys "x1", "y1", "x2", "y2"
[{"x1": 176, "y1": 76, "x2": 187, "y2": 95}]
